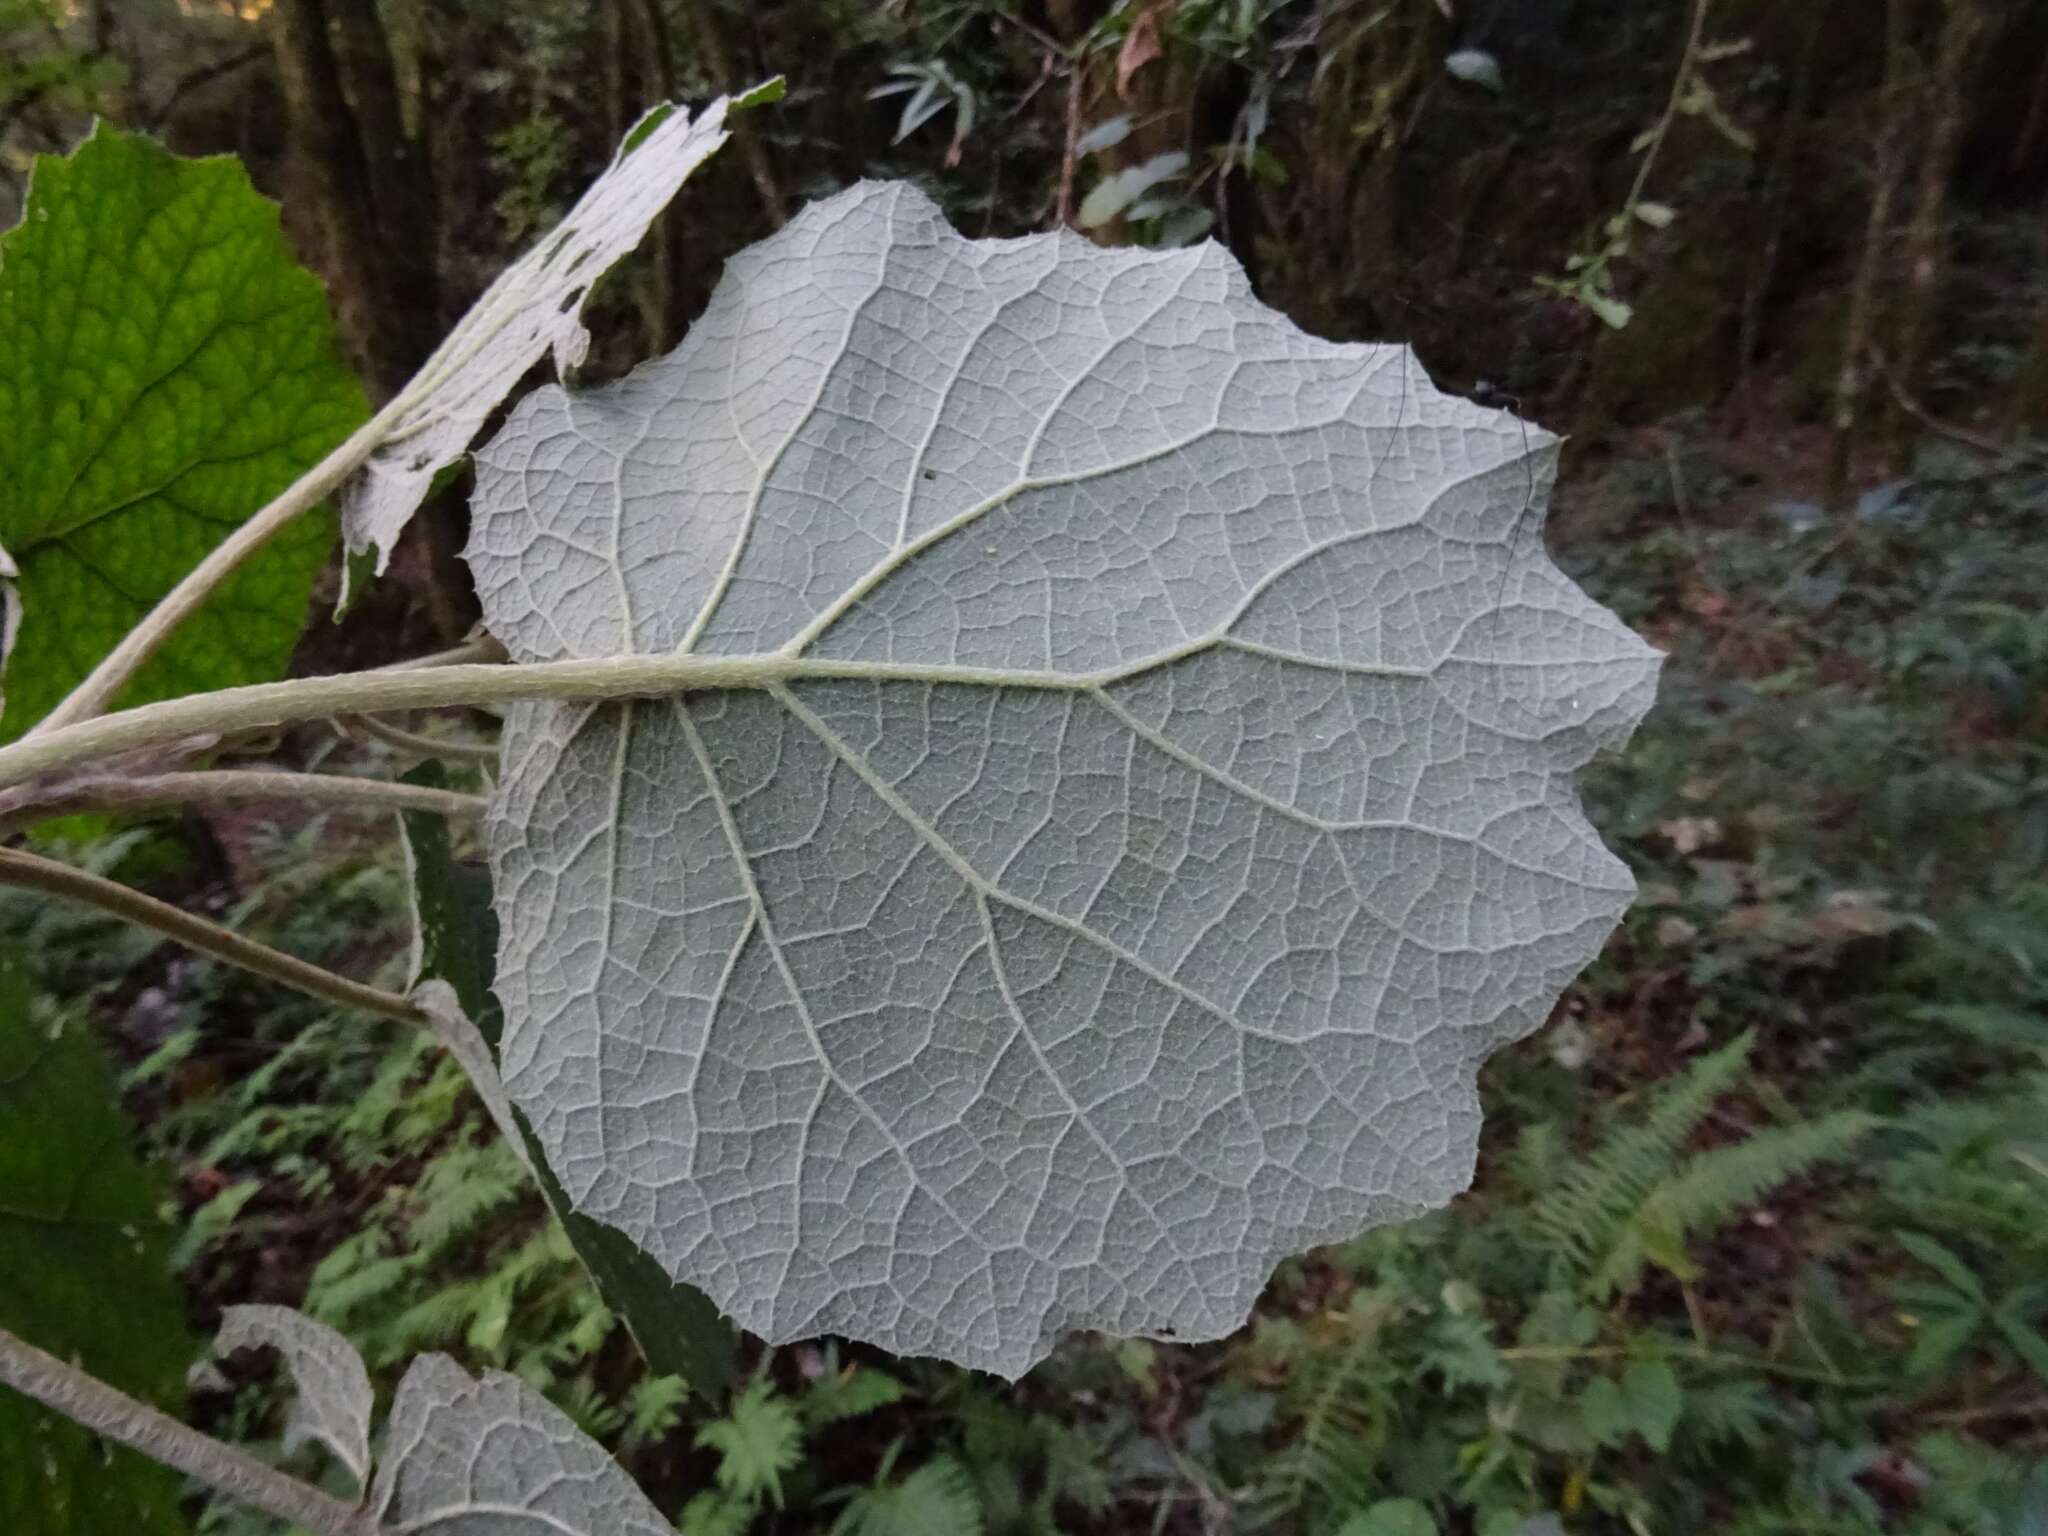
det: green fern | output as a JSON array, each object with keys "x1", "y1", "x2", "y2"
[
  {"x1": 1262, "y1": 1295, "x2": 1397, "y2": 1527},
  {"x1": 799, "y1": 1352, "x2": 908, "y2": 1428},
  {"x1": 1591, "y1": 1111, "x2": 1878, "y2": 1297},
  {"x1": 677, "y1": 1491, "x2": 755, "y2": 1536},
  {"x1": 697, "y1": 1379, "x2": 804, "y2": 1507},
  {"x1": 830, "y1": 1457, "x2": 984, "y2": 1536},
  {"x1": 1529, "y1": 1031, "x2": 1757, "y2": 1284}
]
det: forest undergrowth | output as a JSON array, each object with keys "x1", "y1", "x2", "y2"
[{"x1": 6, "y1": 422, "x2": 2045, "y2": 1536}]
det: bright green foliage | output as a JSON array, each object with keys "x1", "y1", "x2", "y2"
[
  {"x1": 1337, "y1": 1499, "x2": 1438, "y2": 1536},
  {"x1": 1526, "y1": 1031, "x2": 1871, "y2": 1299},
  {"x1": 696, "y1": 1380, "x2": 803, "y2": 1507},
  {"x1": 1596, "y1": 1110, "x2": 1876, "y2": 1295},
  {"x1": 798, "y1": 1354, "x2": 907, "y2": 1429},
  {"x1": 1580, "y1": 1361, "x2": 1682, "y2": 1454},
  {"x1": 0, "y1": 943, "x2": 192, "y2": 1535},
  {"x1": 0, "y1": 122, "x2": 365, "y2": 741},
  {"x1": 830, "y1": 1457, "x2": 984, "y2": 1536},
  {"x1": 1528, "y1": 1030, "x2": 1756, "y2": 1284}
]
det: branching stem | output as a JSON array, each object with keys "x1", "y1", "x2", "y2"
[
  {"x1": 0, "y1": 1327, "x2": 373, "y2": 1536},
  {"x1": 0, "y1": 653, "x2": 1132, "y2": 792},
  {"x1": 0, "y1": 770, "x2": 483, "y2": 834},
  {"x1": 0, "y1": 847, "x2": 430, "y2": 1029},
  {"x1": 342, "y1": 713, "x2": 501, "y2": 764}
]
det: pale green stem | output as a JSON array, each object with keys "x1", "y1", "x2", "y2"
[
  {"x1": 0, "y1": 847, "x2": 429, "y2": 1030},
  {"x1": 0, "y1": 1326, "x2": 373, "y2": 1536},
  {"x1": 343, "y1": 713, "x2": 501, "y2": 764},
  {"x1": 0, "y1": 653, "x2": 1112, "y2": 793},
  {"x1": 0, "y1": 769, "x2": 484, "y2": 834}
]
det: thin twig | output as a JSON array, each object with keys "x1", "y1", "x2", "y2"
[
  {"x1": 341, "y1": 713, "x2": 501, "y2": 765},
  {"x1": 0, "y1": 847, "x2": 429, "y2": 1029},
  {"x1": 0, "y1": 1327, "x2": 372, "y2": 1536},
  {"x1": 1056, "y1": 53, "x2": 1086, "y2": 229},
  {"x1": 0, "y1": 769, "x2": 483, "y2": 836},
  {"x1": 377, "y1": 634, "x2": 508, "y2": 671},
  {"x1": 1871, "y1": 345, "x2": 2031, "y2": 463}
]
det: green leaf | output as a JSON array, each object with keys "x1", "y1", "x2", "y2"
[
  {"x1": 1339, "y1": 1497, "x2": 1439, "y2": 1536},
  {"x1": 0, "y1": 946, "x2": 193, "y2": 1534},
  {"x1": 696, "y1": 1379, "x2": 803, "y2": 1507},
  {"x1": 730, "y1": 75, "x2": 788, "y2": 112},
  {"x1": 1579, "y1": 1375, "x2": 1631, "y2": 1448},
  {"x1": 1622, "y1": 1360, "x2": 1682, "y2": 1453},
  {"x1": 1579, "y1": 288, "x2": 1636, "y2": 330},
  {"x1": 0, "y1": 123, "x2": 366, "y2": 743},
  {"x1": 800, "y1": 1357, "x2": 907, "y2": 1429},
  {"x1": 831, "y1": 1457, "x2": 984, "y2": 1536},
  {"x1": 1897, "y1": 1232, "x2": 1988, "y2": 1304},
  {"x1": 396, "y1": 779, "x2": 738, "y2": 1403}
]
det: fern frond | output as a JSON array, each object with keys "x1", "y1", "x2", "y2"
[
  {"x1": 1591, "y1": 1110, "x2": 1877, "y2": 1297},
  {"x1": 801, "y1": 1360, "x2": 908, "y2": 1428},
  {"x1": 1262, "y1": 1303, "x2": 1393, "y2": 1524},
  {"x1": 831, "y1": 1457, "x2": 984, "y2": 1536},
  {"x1": 697, "y1": 1379, "x2": 803, "y2": 1507},
  {"x1": 1529, "y1": 1031, "x2": 1755, "y2": 1282},
  {"x1": 407, "y1": 1140, "x2": 528, "y2": 1252}
]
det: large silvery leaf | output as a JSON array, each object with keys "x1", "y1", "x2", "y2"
[{"x1": 468, "y1": 182, "x2": 1661, "y2": 1377}]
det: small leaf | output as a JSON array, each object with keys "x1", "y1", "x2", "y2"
[
  {"x1": 1579, "y1": 289, "x2": 1636, "y2": 330},
  {"x1": 340, "y1": 96, "x2": 736, "y2": 579},
  {"x1": 1444, "y1": 48, "x2": 1504, "y2": 92},
  {"x1": 0, "y1": 123, "x2": 365, "y2": 743},
  {"x1": 730, "y1": 76, "x2": 787, "y2": 111},
  {"x1": 1623, "y1": 1359, "x2": 1683, "y2": 1453},
  {"x1": 1579, "y1": 1375, "x2": 1630, "y2": 1447},
  {"x1": 832, "y1": 1457, "x2": 984, "y2": 1536},
  {"x1": 1340, "y1": 1498, "x2": 1439, "y2": 1536},
  {"x1": 370, "y1": 1355, "x2": 673, "y2": 1534},
  {"x1": 1077, "y1": 116, "x2": 1134, "y2": 155},
  {"x1": 696, "y1": 1380, "x2": 802, "y2": 1506},
  {"x1": 1897, "y1": 1232, "x2": 1989, "y2": 1304},
  {"x1": 1077, "y1": 151, "x2": 1190, "y2": 227},
  {"x1": 1632, "y1": 201, "x2": 1677, "y2": 229},
  {"x1": 214, "y1": 1306, "x2": 373, "y2": 1491}
]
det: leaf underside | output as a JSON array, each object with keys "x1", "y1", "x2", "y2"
[
  {"x1": 0, "y1": 123, "x2": 365, "y2": 743},
  {"x1": 215, "y1": 1306, "x2": 373, "y2": 1490},
  {"x1": 469, "y1": 182, "x2": 1661, "y2": 1377},
  {"x1": 340, "y1": 98, "x2": 732, "y2": 575},
  {"x1": 372, "y1": 1355, "x2": 672, "y2": 1534}
]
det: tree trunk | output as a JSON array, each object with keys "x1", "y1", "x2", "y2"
[
  {"x1": 1826, "y1": 0, "x2": 1914, "y2": 517},
  {"x1": 1887, "y1": 0, "x2": 1987, "y2": 471},
  {"x1": 271, "y1": 0, "x2": 402, "y2": 396},
  {"x1": 685, "y1": 0, "x2": 789, "y2": 229},
  {"x1": 271, "y1": 0, "x2": 469, "y2": 642}
]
